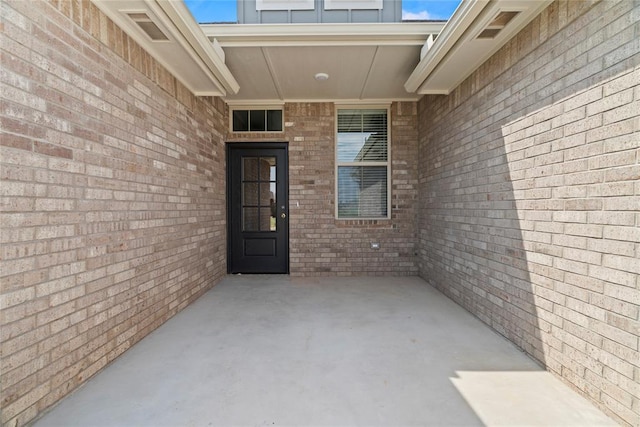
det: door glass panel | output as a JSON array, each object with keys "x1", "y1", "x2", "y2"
[
  {"x1": 261, "y1": 209, "x2": 272, "y2": 231},
  {"x1": 260, "y1": 182, "x2": 273, "y2": 207},
  {"x1": 242, "y1": 156, "x2": 277, "y2": 232},
  {"x1": 243, "y1": 183, "x2": 259, "y2": 205},
  {"x1": 260, "y1": 182, "x2": 276, "y2": 231},
  {"x1": 243, "y1": 207, "x2": 260, "y2": 231},
  {"x1": 243, "y1": 157, "x2": 260, "y2": 180},
  {"x1": 261, "y1": 157, "x2": 276, "y2": 173},
  {"x1": 269, "y1": 182, "x2": 277, "y2": 231}
]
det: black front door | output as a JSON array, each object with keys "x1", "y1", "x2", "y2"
[{"x1": 227, "y1": 143, "x2": 289, "y2": 273}]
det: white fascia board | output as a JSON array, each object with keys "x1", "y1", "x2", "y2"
[
  {"x1": 224, "y1": 97, "x2": 420, "y2": 105},
  {"x1": 201, "y1": 22, "x2": 446, "y2": 47},
  {"x1": 404, "y1": 0, "x2": 490, "y2": 93},
  {"x1": 212, "y1": 38, "x2": 225, "y2": 62},
  {"x1": 153, "y1": 0, "x2": 239, "y2": 94},
  {"x1": 193, "y1": 90, "x2": 230, "y2": 96},
  {"x1": 226, "y1": 101, "x2": 286, "y2": 107},
  {"x1": 418, "y1": 89, "x2": 451, "y2": 95}
]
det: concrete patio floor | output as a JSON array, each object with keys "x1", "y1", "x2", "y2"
[{"x1": 34, "y1": 275, "x2": 616, "y2": 426}]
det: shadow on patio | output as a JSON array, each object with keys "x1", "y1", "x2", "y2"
[{"x1": 34, "y1": 275, "x2": 614, "y2": 426}]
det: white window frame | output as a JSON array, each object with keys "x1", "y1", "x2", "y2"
[
  {"x1": 229, "y1": 106, "x2": 285, "y2": 133},
  {"x1": 335, "y1": 105, "x2": 391, "y2": 220},
  {"x1": 256, "y1": 0, "x2": 315, "y2": 11},
  {"x1": 324, "y1": 0, "x2": 383, "y2": 10}
]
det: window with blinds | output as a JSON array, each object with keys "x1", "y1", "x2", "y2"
[{"x1": 336, "y1": 108, "x2": 390, "y2": 219}]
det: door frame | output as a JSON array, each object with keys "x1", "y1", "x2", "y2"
[{"x1": 226, "y1": 142, "x2": 289, "y2": 274}]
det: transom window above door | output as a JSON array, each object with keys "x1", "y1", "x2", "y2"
[{"x1": 231, "y1": 108, "x2": 284, "y2": 132}]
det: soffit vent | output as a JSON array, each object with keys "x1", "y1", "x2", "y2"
[
  {"x1": 127, "y1": 12, "x2": 170, "y2": 41},
  {"x1": 477, "y1": 11, "x2": 520, "y2": 39}
]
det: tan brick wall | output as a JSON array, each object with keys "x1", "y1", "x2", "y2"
[
  {"x1": 417, "y1": 1, "x2": 639, "y2": 425},
  {"x1": 227, "y1": 102, "x2": 419, "y2": 276},
  {"x1": 0, "y1": 1, "x2": 228, "y2": 425}
]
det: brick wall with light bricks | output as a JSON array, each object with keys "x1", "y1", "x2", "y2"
[
  {"x1": 227, "y1": 102, "x2": 420, "y2": 276},
  {"x1": 1, "y1": 1, "x2": 228, "y2": 425},
  {"x1": 417, "y1": 1, "x2": 639, "y2": 425}
]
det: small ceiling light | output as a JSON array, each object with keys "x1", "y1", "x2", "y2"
[{"x1": 315, "y1": 72, "x2": 329, "y2": 81}]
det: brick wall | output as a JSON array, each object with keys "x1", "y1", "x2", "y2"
[
  {"x1": 227, "y1": 102, "x2": 419, "y2": 276},
  {"x1": 0, "y1": 1, "x2": 228, "y2": 425},
  {"x1": 417, "y1": 1, "x2": 639, "y2": 425}
]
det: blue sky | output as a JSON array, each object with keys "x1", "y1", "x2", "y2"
[{"x1": 184, "y1": 0, "x2": 462, "y2": 23}]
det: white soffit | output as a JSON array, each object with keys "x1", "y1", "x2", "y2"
[
  {"x1": 405, "y1": 0, "x2": 553, "y2": 95},
  {"x1": 91, "y1": 0, "x2": 239, "y2": 97}
]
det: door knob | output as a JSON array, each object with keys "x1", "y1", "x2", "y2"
[{"x1": 281, "y1": 213, "x2": 287, "y2": 219}]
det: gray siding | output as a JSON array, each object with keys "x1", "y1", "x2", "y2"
[{"x1": 238, "y1": 0, "x2": 402, "y2": 23}]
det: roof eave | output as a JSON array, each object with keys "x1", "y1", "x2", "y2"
[
  {"x1": 91, "y1": 0, "x2": 239, "y2": 96},
  {"x1": 405, "y1": 0, "x2": 553, "y2": 95}
]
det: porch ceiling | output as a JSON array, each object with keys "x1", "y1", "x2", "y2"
[{"x1": 201, "y1": 23, "x2": 443, "y2": 103}]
